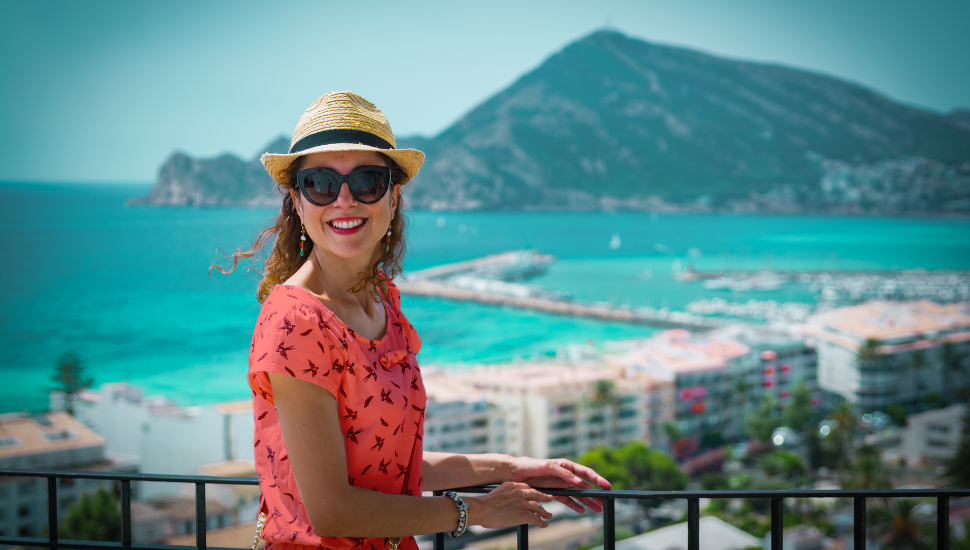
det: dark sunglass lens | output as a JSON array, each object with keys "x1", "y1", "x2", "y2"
[
  {"x1": 351, "y1": 169, "x2": 388, "y2": 203},
  {"x1": 304, "y1": 172, "x2": 339, "y2": 204}
]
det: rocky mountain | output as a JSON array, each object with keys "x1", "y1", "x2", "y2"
[{"x1": 137, "y1": 30, "x2": 970, "y2": 214}]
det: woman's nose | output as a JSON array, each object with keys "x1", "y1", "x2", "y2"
[{"x1": 331, "y1": 181, "x2": 358, "y2": 207}]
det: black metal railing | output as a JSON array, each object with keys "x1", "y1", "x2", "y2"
[{"x1": 3, "y1": 469, "x2": 969, "y2": 550}]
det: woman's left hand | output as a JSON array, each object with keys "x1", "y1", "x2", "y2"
[{"x1": 508, "y1": 457, "x2": 612, "y2": 513}]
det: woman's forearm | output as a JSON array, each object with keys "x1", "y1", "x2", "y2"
[
  {"x1": 309, "y1": 487, "x2": 463, "y2": 537},
  {"x1": 421, "y1": 452, "x2": 515, "y2": 491}
]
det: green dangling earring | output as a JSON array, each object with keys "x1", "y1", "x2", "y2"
[
  {"x1": 300, "y1": 223, "x2": 306, "y2": 257},
  {"x1": 385, "y1": 215, "x2": 393, "y2": 253}
]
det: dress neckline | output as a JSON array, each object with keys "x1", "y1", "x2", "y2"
[{"x1": 275, "y1": 284, "x2": 392, "y2": 344}]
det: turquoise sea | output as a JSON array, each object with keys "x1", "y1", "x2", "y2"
[{"x1": 3, "y1": 182, "x2": 970, "y2": 413}]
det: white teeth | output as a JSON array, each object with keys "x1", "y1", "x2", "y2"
[{"x1": 330, "y1": 219, "x2": 364, "y2": 229}]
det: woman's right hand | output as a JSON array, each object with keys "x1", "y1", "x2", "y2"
[{"x1": 466, "y1": 482, "x2": 555, "y2": 529}]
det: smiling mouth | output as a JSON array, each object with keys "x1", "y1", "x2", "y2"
[{"x1": 328, "y1": 218, "x2": 366, "y2": 229}]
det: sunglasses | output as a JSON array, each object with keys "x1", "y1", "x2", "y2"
[{"x1": 295, "y1": 165, "x2": 391, "y2": 206}]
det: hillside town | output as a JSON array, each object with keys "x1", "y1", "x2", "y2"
[{"x1": 3, "y1": 296, "x2": 969, "y2": 549}]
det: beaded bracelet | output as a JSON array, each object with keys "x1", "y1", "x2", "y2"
[{"x1": 442, "y1": 490, "x2": 469, "y2": 537}]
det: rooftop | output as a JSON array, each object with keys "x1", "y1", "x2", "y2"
[
  {"x1": 196, "y1": 459, "x2": 257, "y2": 478},
  {"x1": 611, "y1": 329, "x2": 751, "y2": 375},
  {"x1": 0, "y1": 412, "x2": 104, "y2": 459},
  {"x1": 457, "y1": 363, "x2": 623, "y2": 393},
  {"x1": 596, "y1": 516, "x2": 762, "y2": 550},
  {"x1": 804, "y1": 300, "x2": 970, "y2": 346}
]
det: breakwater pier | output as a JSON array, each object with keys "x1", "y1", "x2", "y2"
[{"x1": 399, "y1": 250, "x2": 723, "y2": 330}]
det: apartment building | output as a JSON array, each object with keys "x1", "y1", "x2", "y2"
[
  {"x1": 57, "y1": 382, "x2": 255, "y2": 500},
  {"x1": 901, "y1": 404, "x2": 967, "y2": 466},
  {"x1": 458, "y1": 364, "x2": 642, "y2": 459},
  {"x1": 0, "y1": 412, "x2": 136, "y2": 538},
  {"x1": 609, "y1": 328, "x2": 817, "y2": 450},
  {"x1": 422, "y1": 369, "x2": 506, "y2": 455},
  {"x1": 804, "y1": 301, "x2": 970, "y2": 411}
]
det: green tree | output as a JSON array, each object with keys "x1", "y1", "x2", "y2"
[
  {"x1": 783, "y1": 381, "x2": 814, "y2": 435},
  {"x1": 578, "y1": 441, "x2": 687, "y2": 493},
  {"x1": 758, "y1": 451, "x2": 806, "y2": 479},
  {"x1": 60, "y1": 488, "x2": 121, "y2": 541},
  {"x1": 746, "y1": 393, "x2": 781, "y2": 443},
  {"x1": 588, "y1": 379, "x2": 623, "y2": 447},
  {"x1": 831, "y1": 402, "x2": 858, "y2": 483},
  {"x1": 877, "y1": 499, "x2": 929, "y2": 550},
  {"x1": 943, "y1": 408, "x2": 970, "y2": 488},
  {"x1": 943, "y1": 342, "x2": 968, "y2": 403},
  {"x1": 885, "y1": 403, "x2": 908, "y2": 427},
  {"x1": 846, "y1": 444, "x2": 892, "y2": 490},
  {"x1": 49, "y1": 351, "x2": 94, "y2": 416},
  {"x1": 856, "y1": 338, "x2": 883, "y2": 369},
  {"x1": 909, "y1": 350, "x2": 926, "y2": 407}
]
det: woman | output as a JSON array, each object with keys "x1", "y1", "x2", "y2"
[{"x1": 224, "y1": 92, "x2": 610, "y2": 550}]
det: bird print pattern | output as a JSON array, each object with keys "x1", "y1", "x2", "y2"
[{"x1": 249, "y1": 283, "x2": 424, "y2": 550}]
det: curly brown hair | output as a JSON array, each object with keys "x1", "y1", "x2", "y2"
[{"x1": 210, "y1": 155, "x2": 408, "y2": 304}]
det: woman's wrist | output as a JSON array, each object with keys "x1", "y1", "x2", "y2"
[{"x1": 463, "y1": 495, "x2": 484, "y2": 526}]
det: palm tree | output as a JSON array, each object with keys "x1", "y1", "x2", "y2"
[
  {"x1": 877, "y1": 499, "x2": 929, "y2": 550},
  {"x1": 832, "y1": 401, "x2": 857, "y2": 485},
  {"x1": 589, "y1": 379, "x2": 623, "y2": 447},
  {"x1": 943, "y1": 342, "x2": 967, "y2": 403},
  {"x1": 846, "y1": 444, "x2": 892, "y2": 490},
  {"x1": 856, "y1": 338, "x2": 883, "y2": 370},
  {"x1": 49, "y1": 351, "x2": 94, "y2": 416},
  {"x1": 909, "y1": 350, "x2": 926, "y2": 407}
]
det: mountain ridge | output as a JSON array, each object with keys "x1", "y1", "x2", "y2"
[{"x1": 136, "y1": 30, "x2": 970, "y2": 214}]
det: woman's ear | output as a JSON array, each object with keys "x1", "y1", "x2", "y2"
[
  {"x1": 390, "y1": 184, "x2": 401, "y2": 214},
  {"x1": 289, "y1": 188, "x2": 303, "y2": 220}
]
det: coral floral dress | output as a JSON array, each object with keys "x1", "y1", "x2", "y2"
[{"x1": 249, "y1": 282, "x2": 426, "y2": 550}]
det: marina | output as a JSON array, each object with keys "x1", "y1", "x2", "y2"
[{"x1": 400, "y1": 249, "x2": 724, "y2": 330}]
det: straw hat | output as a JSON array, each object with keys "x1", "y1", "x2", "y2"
[{"x1": 261, "y1": 91, "x2": 425, "y2": 186}]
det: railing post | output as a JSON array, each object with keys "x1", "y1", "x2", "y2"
[
  {"x1": 518, "y1": 524, "x2": 529, "y2": 550},
  {"x1": 687, "y1": 497, "x2": 699, "y2": 550},
  {"x1": 121, "y1": 479, "x2": 132, "y2": 547},
  {"x1": 47, "y1": 475, "x2": 58, "y2": 550},
  {"x1": 771, "y1": 498, "x2": 783, "y2": 550},
  {"x1": 938, "y1": 496, "x2": 949, "y2": 550},
  {"x1": 196, "y1": 482, "x2": 207, "y2": 550},
  {"x1": 433, "y1": 491, "x2": 445, "y2": 550},
  {"x1": 604, "y1": 497, "x2": 616, "y2": 550},
  {"x1": 854, "y1": 496, "x2": 866, "y2": 550}
]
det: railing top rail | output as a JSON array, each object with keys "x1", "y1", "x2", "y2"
[
  {"x1": 448, "y1": 485, "x2": 970, "y2": 499},
  {"x1": 0, "y1": 468, "x2": 258, "y2": 485},
  {"x1": 2, "y1": 469, "x2": 967, "y2": 498}
]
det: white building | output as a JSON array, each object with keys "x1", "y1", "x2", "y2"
[
  {"x1": 458, "y1": 364, "x2": 643, "y2": 459},
  {"x1": 901, "y1": 404, "x2": 967, "y2": 466},
  {"x1": 57, "y1": 382, "x2": 255, "y2": 500},
  {"x1": 0, "y1": 412, "x2": 136, "y2": 538},
  {"x1": 804, "y1": 301, "x2": 970, "y2": 411},
  {"x1": 422, "y1": 369, "x2": 506, "y2": 455}
]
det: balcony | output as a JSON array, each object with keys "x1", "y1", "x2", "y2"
[{"x1": 2, "y1": 469, "x2": 968, "y2": 550}]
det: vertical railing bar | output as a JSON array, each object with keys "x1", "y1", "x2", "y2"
[
  {"x1": 687, "y1": 497, "x2": 699, "y2": 550},
  {"x1": 517, "y1": 523, "x2": 529, "y2": 550},
  {"x1": 771, "y1": 497, "x2": 783, "y2": 550},
  {"x1": 47, "y1": 475, "x2": 58, "y2": 550},
  {"x1": 854, "y1": 496, "x2": 866, "y2": 550},
  {"x1": 938, "y1": 496, "x2": 949, "y2": 550},
  {"x1": 433, "y1": 491, "x2": 445, "y2": 550},
  {"x1": 196, "y1": 482, "x2": 206, "y2": 550},
  {"x1": 604, "y1": 497, "x2": 616, "y2": 550},
  {"x1": 121, "y1": 479, "x2": 132, "y2": 548}
]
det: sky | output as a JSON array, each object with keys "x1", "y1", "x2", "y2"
[{"x1": 1, "y1": 0, "x2": 968, "y2": 183}]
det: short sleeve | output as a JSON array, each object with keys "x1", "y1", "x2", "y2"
[
  {"x1": 386, "y1": 280, "x2": 421, "y2": 355},
  {"x1": 248, "y1": 298, "x2": 341, "y2": 406}
]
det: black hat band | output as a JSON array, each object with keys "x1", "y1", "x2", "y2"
[{"x1": 289, "y1": 129, "x2": 394, "y2": 154}]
